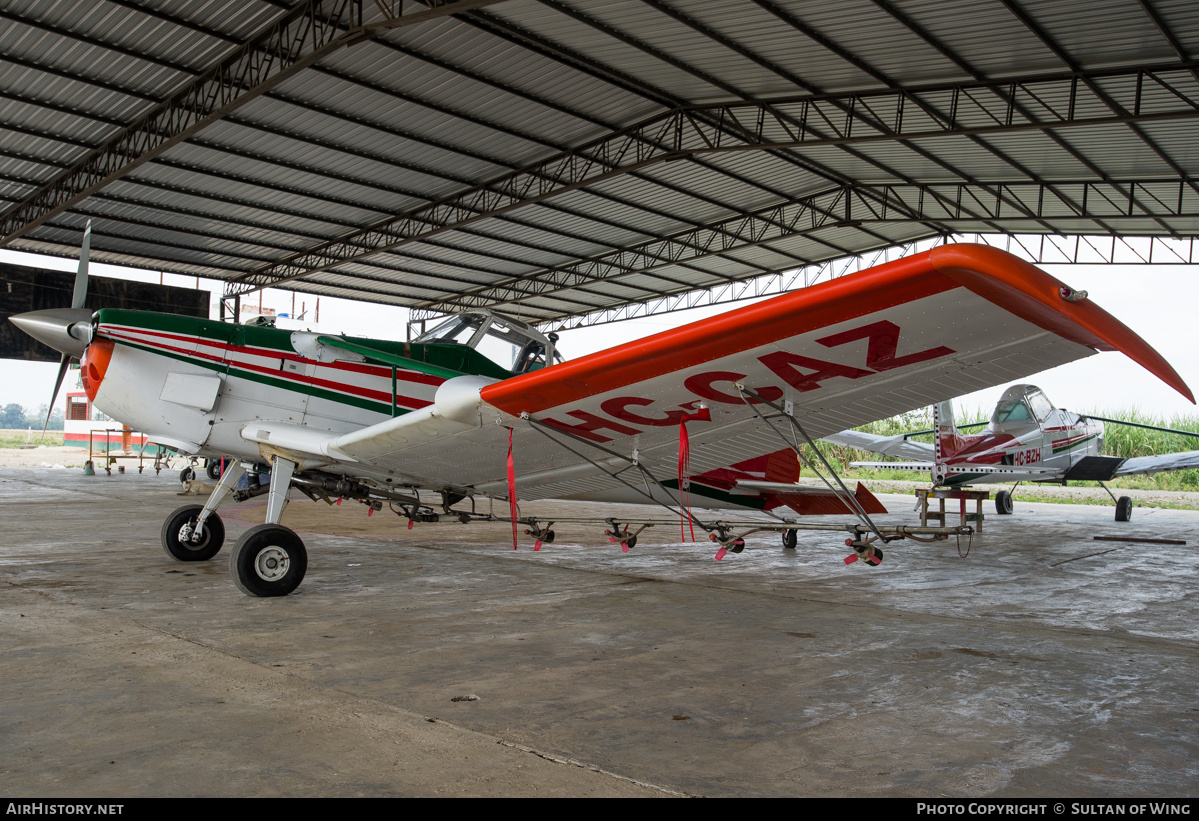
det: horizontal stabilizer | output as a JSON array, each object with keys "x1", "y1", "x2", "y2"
[
  {"x1": 824, "y1": 430, "x2": 935, "y2": 461},
  {"x1": 761, "y1": 481, "x2": 887, "y2": 516},
  {"x1": 851, "y1": 461, "x2": 933, "y2": 472}
]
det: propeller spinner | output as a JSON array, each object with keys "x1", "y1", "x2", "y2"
[{"x1": 7, "y1": 221, "x2": 94, "y2": 433}]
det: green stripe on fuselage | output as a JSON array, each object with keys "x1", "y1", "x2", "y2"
[
  {"x1": 94, "y1": 308, "x2": 516, "y2": 412},
  {"x1": 1052, "y1": 434, "x2": 1097, "y2": 454},
  {"x1": 944, "y1": 473, "x2": 987, "y2": 486}
]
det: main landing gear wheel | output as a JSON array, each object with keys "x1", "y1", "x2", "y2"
[
  {"x1": 781, "y1": 529, "x2": 798, "y2": 550},
  {"x1": 995, "y1": 490, "x2": 1014, "y2": 515},
  {"x1": 231, "y1": 524, "x2": 308, "y2": 598},
  {"x1": 160, "y1": 504, "x2": 225, "y2": 562},
  {"x1": 1115, "y1": 496, "x2": 1133, "y2": 522}
]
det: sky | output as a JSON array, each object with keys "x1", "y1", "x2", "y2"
[{"x1": 3, "y1": 245, "x2": 1198, "y2": 423}]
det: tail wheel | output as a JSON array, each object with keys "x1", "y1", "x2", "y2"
[
  {"x1": 231, "y1": 524, "x2": 308, "y2": 597},
  {"x1": 865, "y1": 547, "x2": 884, "y2": 566},
  {"x1": 781, "y1": 529, "x2": 798, "y2": 550},
  {"x1": 161, "y1": 504, "x2": 225, "y2": 561},
  {"x1": 1115, "y1": 496, "x2": 1133, "y2": 522},
  {"x1": 995, "y1": 490, "x2": 1014, "y2": 515}
]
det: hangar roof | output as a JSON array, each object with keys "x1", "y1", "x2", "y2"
[{"x1": 2, "y1": 0, "x2": 1197, "y2": 327}]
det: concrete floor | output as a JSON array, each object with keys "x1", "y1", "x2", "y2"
[{"x1": 1, "y1": 467, "x2": 1196, "y2": 797}]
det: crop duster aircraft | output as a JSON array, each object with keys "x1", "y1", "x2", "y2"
[
  {"x1": 824, "y1": 383, "x2": 1199, "y2": 521},
  {"x1": 9, "y1": 239, "x2": 1194, "y2": 597}
]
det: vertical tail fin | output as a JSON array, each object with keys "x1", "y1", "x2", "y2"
[{"x1": 933, "y1": 400, "x2": 964, "y2": 460}]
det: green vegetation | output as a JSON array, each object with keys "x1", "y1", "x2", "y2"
[
  {"x1": 0, "y1": 429, "x2": 66, "y2": 448},
  {"x1": 1, "y1": 402, "x2": 65, "y2": 431}
]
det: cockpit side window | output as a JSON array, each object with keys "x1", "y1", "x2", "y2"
[{"x1": 1027, "y1": 391, "x2": 1054, "y2": 422}]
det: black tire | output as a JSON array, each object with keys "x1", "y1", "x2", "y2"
[
  {"x1": 781, "y1": 529, "x2": 798, "y2": 550},
  {"x1": 865, "y1": 547, "x2": 884, "y2": 567},
  {"x1": 179, "y1": 467, "x2": 196, "y2": 483},
  {"x1": 543, "y1": 530, "x2": 555, "y2": 543},
  {"x1": 231, "y1": 524, "x2": 308, "y2": 598},
  {"x1": 624, "y1": 534, "x2": 638, "y2": 549},
  {"x1": 160, "y1": 505, "x2": 225, "y2": 562},
  {"x1": 1115, "y1": 496, "x2": 1133, "y2": 522},
  {"x1": 206, "y1": 458, "x2": 225, "y2": 481},
  {"x1": 995, "y1": 490, "x2": 1014, "y2": 515}
]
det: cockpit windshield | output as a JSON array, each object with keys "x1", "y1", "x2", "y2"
[
  {"x1": 992, "y1": 399, "x2": 1031, "y2": 424},
  {"x1": 991, "y1": 386, "x2": 1053, "y2": 426},
  {"x1": 417, "y1": 314, "x2": 487, "y2": 346},
  {"x1": 414, "y1": 310, "x2": 564, "y2": 374}
]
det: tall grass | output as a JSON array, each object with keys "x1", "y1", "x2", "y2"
[
  {"x1": 0, "y1": 429, "x2": 65, "y2": 448},
  {"x1": 1081, "y1": 408, "x2": 1199, "y2": 491}
]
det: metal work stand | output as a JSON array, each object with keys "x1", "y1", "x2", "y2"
[{"x1": 916, "y1": 488, "x2": 990, "y2": 533}]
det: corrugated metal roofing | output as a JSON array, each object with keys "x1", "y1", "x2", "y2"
[{"x1": 2, "y1": 0, "x2": 1197, "y2": 326}]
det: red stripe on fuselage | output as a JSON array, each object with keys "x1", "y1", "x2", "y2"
[
  {"x1": 101, "y1": 324, "x2": 444, "y2": 386},
  {"x1": 943, "y1": 433, "x2": 1016, "y2": 464},
  {"x1": 100, "y1": 324, "x2": 436, "y2": 410}
]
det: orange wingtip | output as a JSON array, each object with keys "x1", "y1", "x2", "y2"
[{"x1": 928, "y1": 245, "x2": 1193, "y2": 404}]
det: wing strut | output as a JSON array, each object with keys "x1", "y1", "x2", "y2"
[
  {"x1": 735, "y1": 385, "x2": 892, "y2": 546},
  {"x1": 521, "y1": 414, "x2": 714, "y2": 539}
]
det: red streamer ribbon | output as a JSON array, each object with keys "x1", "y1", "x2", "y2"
[
  {"x1": 507, "y1": 428, "x2": 519, "y2": 550},
  {"x1": 678, "y1": 420, "x2": 693, "y2": 542},
  {"x1": 676, "y1": 406, "x2": 710, "y2": 543}
]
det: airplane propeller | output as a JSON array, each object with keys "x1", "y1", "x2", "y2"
[{"x1": 7, "y1": 221, "x2": 95, "y2": 434}]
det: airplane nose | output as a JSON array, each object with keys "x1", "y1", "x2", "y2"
[{"x1": 9, "y1": 307, "x2": 94, "y2": 359}]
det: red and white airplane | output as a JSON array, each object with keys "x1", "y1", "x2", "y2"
[
  {"x1": 10, "y1": 241, "x2": 1193, "y2": 596},
  {"x1": 824, "y1": 384, "x2": 1199, "y2": 521}
]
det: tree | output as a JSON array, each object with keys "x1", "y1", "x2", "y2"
[
  {"x1": 1, "y1": 403, "x2": 26, "y2": 428},
  {"x1": 28, "y1": 404, "x2": 65, "y2": 431}
]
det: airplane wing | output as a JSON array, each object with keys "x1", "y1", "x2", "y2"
[
  {"x1": 822, "y1": 429, "x2": 936, "y2": 461},
  {"x1": 1113, "y1": 451, "x2": 1199, "y2": 477},
  {"x1": 244, "y1": 244, "x2": 1192, "y2": 512}
]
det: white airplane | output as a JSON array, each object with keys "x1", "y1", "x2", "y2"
[
  {"x1": 10, "y1": 237, "x2": 1193, "y2": 596},
  {"x1": 824, "y1": 384, "x2": 1199, "y2": 521}
]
